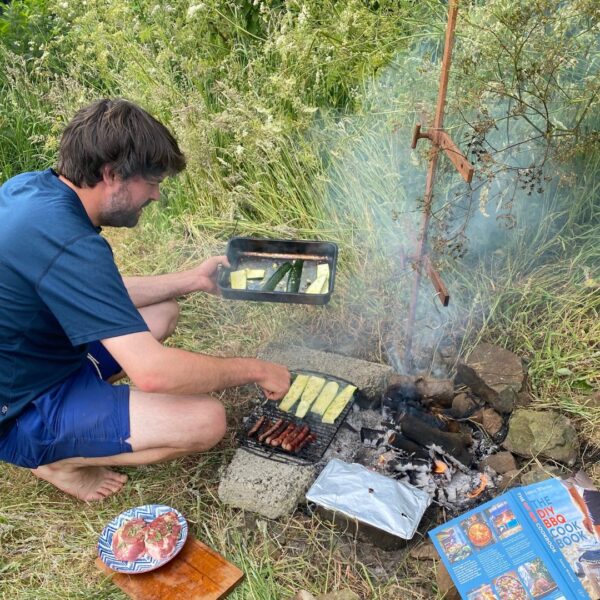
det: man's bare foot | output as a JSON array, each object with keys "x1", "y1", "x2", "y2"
[{"x1": 31, "y1": 463, "x2": 128, "y2": 501}]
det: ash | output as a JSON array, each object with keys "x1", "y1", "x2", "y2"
[
  {"x1": 322, "y1": 405, "x2": 500, "y2": 514},
  {"x1": 320, "y1": 406, "x2": 382, "y2": 466}
]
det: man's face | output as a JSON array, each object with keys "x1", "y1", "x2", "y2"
[{"x1": 99, "y1": 175, "x2": 162, "y2": 228}]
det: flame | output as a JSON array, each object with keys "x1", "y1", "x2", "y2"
[
  {"x1": 467, "y1": 474, "x2": 489, "y2": 499},
  {"x1": 433, "y1": 460, "x2": 448, "y2": 474}
]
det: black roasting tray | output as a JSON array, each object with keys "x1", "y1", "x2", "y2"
[
  {"x1": 217, "y1": 237, "x2": 338, "y2": 305},
  {"x1": 239, "y1": 370, "x2": 360, "y2": 466}
]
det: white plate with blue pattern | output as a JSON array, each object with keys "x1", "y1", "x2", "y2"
[{"x1": 98, "y1": 504, "x2": 188, "y2": 574}]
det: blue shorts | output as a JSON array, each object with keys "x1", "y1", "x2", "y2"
[{"x1": 0, "y1": 342, "x2": 132, "y2": 468}]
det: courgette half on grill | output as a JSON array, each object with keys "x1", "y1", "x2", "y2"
[
  {"x1": 310, "y1": 381, "x2": 339, "y2": 416},
  {"x1": 279, "y1": 374, "x2": 309, "y2": 412},
  {"x1": 322, "y1": 384, "x2": 357, "y2": 423},
  {"x1": 295, "y1": 376, "x2": 326, "y2": 418}
]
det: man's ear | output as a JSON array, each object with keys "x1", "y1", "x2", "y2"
[{"x1": 101, "y1": 165, "x2": 118, "y2": 184}]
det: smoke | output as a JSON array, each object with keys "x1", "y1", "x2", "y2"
[{"x1": 309, "y1": 43, "x2": 564, "y2": 376}]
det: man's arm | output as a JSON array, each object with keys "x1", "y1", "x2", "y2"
[
  {"x1": 101, "y1": 331, "x2": 290, "y2": 400},
  {"x1": 124, "y1": 255, "x2": 229, "y2": 307}
]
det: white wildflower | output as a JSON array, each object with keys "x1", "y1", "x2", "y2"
[
  {"x1": 298, "y1": 5, "x2": 309, "y2": 26},
  {"x1": 235, "y1": 145, "x2": 244, "y2": 157},
  {"x1": 187, "y1": 4, "x2": 205, "y2": 19}
]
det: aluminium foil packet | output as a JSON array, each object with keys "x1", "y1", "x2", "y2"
[{"x1": 306, "y1": 458, "x2": 431, "y2": 540}]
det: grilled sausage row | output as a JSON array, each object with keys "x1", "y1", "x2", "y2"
[{"x1": 247, "y1": 417, "x2": 316, "y2": 453}]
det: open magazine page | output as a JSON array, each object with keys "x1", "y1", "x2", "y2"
[
  {"x1": 429, "y1": 490, "x2": 578, "y2": 599},
  {"x1": 517, "y1": 474, "x2": 600, "y2": 600}
]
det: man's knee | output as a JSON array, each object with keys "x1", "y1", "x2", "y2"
[{"x1": 189, "y1": 398, "x2": 226, "y2": 452}]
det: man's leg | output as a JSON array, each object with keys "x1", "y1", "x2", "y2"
[{"x1": 31, "y1": 390, "x2": 226, "y2": 501}]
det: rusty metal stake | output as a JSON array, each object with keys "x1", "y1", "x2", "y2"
[{"x1": 403, "y1": 0, "x2": 474, "y2": 367}]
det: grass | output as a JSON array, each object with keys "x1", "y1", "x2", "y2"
[{"x1": 1, "y1": 0, "x2": 599, "y2": 598}]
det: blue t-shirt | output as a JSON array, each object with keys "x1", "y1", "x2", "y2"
[{"x1": 0, "y1": 169, "x2": 149, "y2": 431}]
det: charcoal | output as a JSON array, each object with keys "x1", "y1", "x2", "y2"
[
  {"x1": 398, "y1": 413, "x2": 473, "y2": 466},
  {"x1": 360, "y1": 427, "x2": 386, "y2": 448}
]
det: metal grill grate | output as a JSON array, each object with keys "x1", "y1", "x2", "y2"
[{"x1": 239, "y1": 370, "x2": 360, "y2": 465}]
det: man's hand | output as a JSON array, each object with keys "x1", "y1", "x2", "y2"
[
  {"x1": 192, "y1": 255, "x2": 230, "y2": 296},
  {"x1": 256, "y1": 361, "x2": 291, "y2": 401}
]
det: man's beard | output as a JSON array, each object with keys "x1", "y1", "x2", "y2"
[{"x1": 99, "y1": 184, "x2": 142, "y2": 228}]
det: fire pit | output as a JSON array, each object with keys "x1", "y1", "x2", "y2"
[{"x1": 318, "y1": 374, "x2": 505, "y2": 515}]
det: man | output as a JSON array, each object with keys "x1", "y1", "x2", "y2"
[
  {"x1": 561, "y1": 471, "x2": 600, "y2": 543},
  {"x1": 0, "y1": 99, "x2": 290, "y2": 501}
]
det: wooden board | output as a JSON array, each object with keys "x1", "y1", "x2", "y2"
[{"x1": 96, "y1": 535, "x2": 244, "y2": 600}]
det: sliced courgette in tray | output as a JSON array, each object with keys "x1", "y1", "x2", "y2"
[
  {"x1": 286, "y1": 259, "x2": 304, "y2": 293},
  {"x1": 295, "y1": 376, "x2": 326, "y2": 418},
  {"x1": 279, "y1": 374, "x2": 310, "y2": 412},
  {"x1": 310, "y1": 381, "x2": 339, "y2": 415},
  {"x1": 230, "y1": 269, "x2": 247, "y2": 289},
  {"x1": 322, "y1": 384, "x2": 357, "y2": 424},
  {"x1": 306, "y1": 274, "x2": 328, "y2": 294},
  {"x1": 262, "y1": 262, "x2": 293, "y2": 291},
  {"x1": 317, "y1": 263, "x2": 330, "y2": 280}
]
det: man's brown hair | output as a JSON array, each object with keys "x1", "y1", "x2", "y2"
[{"x1": 57, "y1": 99, "x2": 186, "y2": 187}]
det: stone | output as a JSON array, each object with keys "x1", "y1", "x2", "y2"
[
  {"x1": 583, "y1": 391, "x2": 600, "y2": 410},
  {"x1": 516, "y1": 390, "x2": 533, "y2": 407},
  {"x1": 503, "y1": 409, "x2": 579, "y2": 466},
  {"x1": 409, "y1": 541, "x2": 439, "y2": 561},
  {"x1": 218, "y1": 448, "x2": 316, "y2": 519},
  {"x1": 469, "y1": 409, "x2": 484, "y2": 425},
  {"x1": 436, "y1": 563, "x2": 460, "y2": 600},
  {"x1": 456, "y1": 343, "x2": 525, "y2": 413},
  {"x1": 521, "y1": 465, "x2": 567, "y2": 486},
  {"x1": 497, "y1": 469, "x2": 521, "y2": 492},
  {"x1": 451, "y1": 393, "x2": 477, "y2": 418},
  {"x1": 316, "y1": 592, "x2": 360, "y2": 600},
  {"x1": 481, "y1": 451, "x2": 518, "y2": 474},
  {"x1": 258, "y1": 343, "x2": 394, "y2": 406},
  {"x1": 481, "y1": 408, "x2": 504, "y2": 438}
]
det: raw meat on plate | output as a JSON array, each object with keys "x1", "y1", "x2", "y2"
[
  {"x1": 144, "y1": 511, "x2": 182, "y2": 561},
  {"x1": 111, "y1": 518, "x2": 148, "y2": 562}
]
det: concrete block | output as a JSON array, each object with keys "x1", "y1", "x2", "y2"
[{"x1": 218, "y1": 448, "x2": 316, "y2": 519}]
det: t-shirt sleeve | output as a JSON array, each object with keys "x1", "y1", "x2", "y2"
[{"x1": 37, "y1": 234, "x2": 149, "y2": 345}]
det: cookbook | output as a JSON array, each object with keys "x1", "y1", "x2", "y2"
[{"x1": 429, "y1": 474, "x2": 600, "y2": 599}]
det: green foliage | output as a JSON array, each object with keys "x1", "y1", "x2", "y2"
[
  {"x1": 453, "y1": 0, "x2": 600, "y2": 172},
  {"x1": 1, "y1": 3, "x2": 599, "y2": 599}
]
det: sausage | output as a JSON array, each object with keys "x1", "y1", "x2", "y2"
[
  {"x1": 282, "y1": 425, "x2": 309, "y2": 451},
  {"x1": 247, "y1": 415, "x2": 266, "y2": 437},
  {"x1": 258, "y1": 418, "x2": 283, "y2": 442},
  {"x1": 279, "y1": 423, "x2": 300, "y2": 446},
  {"x1": 265, "y1": 420, "x2": 289, "y2": 445},
  {"x1": 270, "y1": 423, "x2": 297, "y2": 447},
  {"x1": 289, "y1": 427, "x2": 311, "y2": 451},
  {"x1": 294, "y1": 433, "x2": 316, "y2": 453}
]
